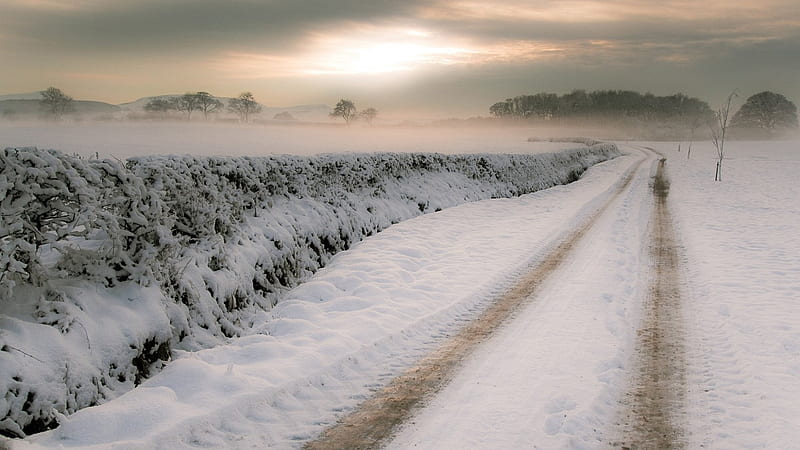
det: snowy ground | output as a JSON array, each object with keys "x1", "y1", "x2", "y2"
[
  {"x1": 14, "y1": 144, "x2": 639, "y2": 448},
  {"x1": 387, "y1": 145, "x2": 655, "y2": 448},
  {"x1": 0, "y1": 123, "x2": 578, "y2": 159},
  {"x1": 647, "y1": 140, "x2": 800, "y2": 448},
  {"x1": 8, "y1": 138, "x2": 799, "y2": 449}
]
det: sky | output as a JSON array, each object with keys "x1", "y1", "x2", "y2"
[{"x1": 1, "y1": 0, "x2": 799, "y2": 117}]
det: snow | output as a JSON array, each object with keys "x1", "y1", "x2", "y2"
[
  {"x1": 1, "y1": 143, "x2": 618, "y2": 438},
  {"x1": 645, "y1": 140, "x2": 800, "y2": 448},
  {"x1": 387, "y1": 145, "x2": 655, "y2": 448},
  {"x1": 7, "y1": 134, "x2": 796, "y2": 449},
  {"x1": 17, "y1": 146, "x2": 638, "y2": 449}
]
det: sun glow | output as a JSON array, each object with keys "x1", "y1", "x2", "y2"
[
  {"x1": 219, "y1": 27, "x2": 483, "y2": 79},
  {"x1": 299, "y1": 28, "x2": 477, "y2": 75},
  {"x1": 305, "y1": 42, "x2": 475, "y2": 75}
]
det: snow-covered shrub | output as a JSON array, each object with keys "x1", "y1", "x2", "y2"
[
  {"x1": 0, "y1": 143, "x2": 620, "y2": 437},
  {"x1": 527, "y1": 136, "x2": 605, "y2": 146},
  {"x1": 0, "y1": 148, "x2": 173, "y2": 293}
]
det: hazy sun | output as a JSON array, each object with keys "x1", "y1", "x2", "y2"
[{"x1": 299, "y1": 28, "x2": 475, "y2": 75}]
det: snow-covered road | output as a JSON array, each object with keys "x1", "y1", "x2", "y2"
[{"x1": 384, "y1": 145, "x2": 659, "y2": 448}]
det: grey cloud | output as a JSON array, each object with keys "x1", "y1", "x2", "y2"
[{"x1": 0, "y1": 0, "x2": 425, "y2": 54}]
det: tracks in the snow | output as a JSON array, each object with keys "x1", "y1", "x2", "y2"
[
  {"x1": 305, "y1": 151, "x2": 648, "y2": 450},
  {"x1": 612, "y1": 150, "x2": 686, "y2": 449}
]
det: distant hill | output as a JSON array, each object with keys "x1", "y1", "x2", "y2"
[
  {"x1": 0, "y1": 92, "x2": 42, "y2": 101},
  {"x1": 0, "y1": 99, "x2": 120, "y2": 119}
]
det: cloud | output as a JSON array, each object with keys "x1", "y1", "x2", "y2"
[{"x1": 1, "y1": 0, "x2": 798, "y2": 112}]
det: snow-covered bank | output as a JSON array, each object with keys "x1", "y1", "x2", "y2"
[
  {"x1": 648, "y1": 140, "x2": 800, "y2": 448},
  {"x1": 0, "y1": 144, "x2": 619, "y2": 438},
  {"x1": 15, "y1": 146, "x2": 638, "y2": 449}
]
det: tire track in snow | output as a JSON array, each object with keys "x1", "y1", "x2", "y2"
[
  {"x1": 305, "y1": 151, "x2": 648, "y2": 450},
  {"x1": 612, "y1": 150, "x2": 686, "y2": 448}
]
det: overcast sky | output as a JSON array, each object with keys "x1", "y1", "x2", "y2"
[{"x1": 1, "y1": 0, "x2": 798, "y2": 117}]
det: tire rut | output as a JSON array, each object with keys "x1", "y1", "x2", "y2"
[
  {"x1": 612, "y1": 153, "x2": 686, "y2": 449},
  {"x1": 305, "y1": 154, "x2": 648, "y2": 450}
]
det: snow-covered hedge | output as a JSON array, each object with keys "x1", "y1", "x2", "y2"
[
  {"x1": 527, "y1": 136, "x2": 605, "y2": 146},
  {"x1": 0, "y1": 144, "x2": 620, "y2": 437}
]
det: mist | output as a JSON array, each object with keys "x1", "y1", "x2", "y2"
[{"x1": 0, "y1": 121, "x2": 617, "y2": 160}]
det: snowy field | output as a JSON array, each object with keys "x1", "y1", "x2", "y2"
[
  {"x1": 5, "y1": 136, "x2": 798, "y2": 449},
  {"x1": 0, "y1": 122, "x2": 578, "y2": 159},
  {"x1": 646, "y1": 140, "x2": 800, "y2": 448}
]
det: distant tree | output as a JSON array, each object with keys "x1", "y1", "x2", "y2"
[
  {"x1": 273, "y1": 111, "x2": 296, "y2": 121},
  {"x1": 143, "y1": 98, "x2": 176, "y2": 118},
  {"x1": 490, "y1": 90, "x2": 711, "y2": 124},
  {"x1": 228, "y1": 92, "x2": 262, "y2": 123},
  {"x1": 195, "y1": 91, "x2": 223, "y2": 120},
  {"x1": 709, "y1": 91, "x2": 737, "y2": 181},
  {"x1": 359, "y1": 107, "x2": 378, "y2": 125},
  {"x1": 489, "y1": 101, "x2": 513, "y2": 118},
  {"x1": 330, "y1": 99, "x2": 357, "y2": 125},
  {"x1": 40, "y1": 87, "x2": 73, "y2": 119},
  {"x1": 731, "y1": 91, "x2": 798, "y2": 132},
  {"x1": 175, "y1": 93, "x2": 202, "y2": 120}
]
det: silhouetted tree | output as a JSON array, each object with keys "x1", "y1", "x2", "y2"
[
  {"x1": 731, "y1": 91, "x2": 798, "y2": 132},
  {"x1": 195, "y1": 92, "x2": 223, "y2": 120},
  {"x1": 144, "y1": 98, "x2": 176, "y2": 118},
  {"x1": 228, "y1": 92, "x2": 261, "y2": 123},
  {"x1": 330, "y1": 99, "x2": 357, "y2": 125},
  {"x1": 489, "y1": 101, "x2": 513, "y2": 118},
  {"x1": 710, "y1": 91, "x2": 737, "y2": 181},
  {"x1": 489, "y1": 90, "x2": 711, "y2": 125},
  {"x1": 40, "y1": 87, "x2": 73, "y2": 119},
  {"x1": 175, "y1": 93, "x2": 201, "y2": 120},
  {"x1": 360, "y1": 107, "x2": 378, "y2": 125}
]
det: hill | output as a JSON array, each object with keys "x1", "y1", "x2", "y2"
[{"x1": 0, "y1": 99, "x2": 120, "y2": 119}]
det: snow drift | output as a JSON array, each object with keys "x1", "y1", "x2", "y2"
[{"x1": 0, "y1": 144, "x2": 619, "y2": 438}]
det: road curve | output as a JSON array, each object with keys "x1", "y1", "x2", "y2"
[{"x1": 306, "y1": 148, "x2": 653, "y2": 449}]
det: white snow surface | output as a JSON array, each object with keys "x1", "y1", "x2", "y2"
[
  {"x1": 647, "y1": 140, "x2": 800, "y2": 448},
  {"x1": 390, "y1": 140, "x2": 800, "y2": 448},
  {"x1": 388, "y1": 145, "x2": 654, "y2": 448},
  {"x1": 18, "y1": 147, "x2": 642, "y2": 449},
  {"x1": 10, "y1": 139, "x2": 798, "y2": 449}
]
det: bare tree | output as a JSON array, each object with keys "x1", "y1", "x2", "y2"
[
  {"x1": 175, "y1": 93, "x2": 201, "y2": 120},
  {"x1": 709, "y1": 91, "x2": 737, "y2": 181},
  {"x1": 40, "y1": 87, "x2": 73, "y2": 119},
  {"x1": 195, "y1": 92, "x2": 223, "y2": 120},
  {"x1": 686, "y1": 113, "x2": 704, "y2": 160},
  {"x1": 144, "y1": 98, "x2": 176, "y2": 119},
  {"x1": 228, "y1": 92, "x2": 262, "y2": 123},
  {"x1": 330, "y1": 99, "x2": 357, "y2": 125},
  {"x1": 359, "y1": 107, "x2": 378, "y2": 125}
]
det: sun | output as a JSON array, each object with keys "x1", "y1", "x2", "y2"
[{"x1": 300, "y1": 28, "x2": 475, "y2": 76}]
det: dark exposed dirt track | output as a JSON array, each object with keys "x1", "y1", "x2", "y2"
[
  {"x1": 612, "y1": 154, "x2": 686, "y2": 449},
  {"x1": 305, "y1": 154, "x2": 647, "y2": 450}
]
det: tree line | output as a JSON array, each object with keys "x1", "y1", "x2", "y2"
[
  {"x1": 144, "y1": 91, "x2": 261, "y2": 122},
  {"x1": 329, "y1": 99, "x2": 378, "y2": 125},
  {"x1": 490, "y1": 90, "x2": 713, "y2": 123},
  {"x1": 489, "y1": 89, "x2": 798, "y2": 134},
  {"x1": 37, "y1": 88, "x2": 380, "y2": 125}
]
